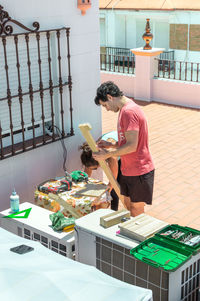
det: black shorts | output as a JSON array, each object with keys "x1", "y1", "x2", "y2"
[{"x1": 119, "y1": 169, "x2": 155, "y2": 205}]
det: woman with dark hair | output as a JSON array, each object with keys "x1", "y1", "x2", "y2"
[{"x1": 79, "y1": 132, "x2": 120, "y2": 211}]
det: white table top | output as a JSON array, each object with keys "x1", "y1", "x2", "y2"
[
  {"x1": 75, "y1": 209, "x2": 140, "y2": 249},
  {"x1": 0, "y1": 202, "x2": 74, "y2": 240}
]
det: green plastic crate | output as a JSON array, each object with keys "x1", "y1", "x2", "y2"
[
  {"x1": 155, "y1": 224, "x2": 200, "y2": 255},
  {"x1": 130, "y1": 236, "x2": 193, "y2": 271}
]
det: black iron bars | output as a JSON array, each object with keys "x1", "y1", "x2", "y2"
[
  {"x1": 25, "y1": 33, "x2": 36, "y2": 148},
  {"x1": 2, "y1": 36, "x2": 15, "y2": 155},
  {"x1": 14, "y1": 35, "x2": 25, "y2": 151},
  {"x1": 0, "y1": 5, "x2": 74, "y2": 160},
  {"x1": 36, "y1": 31, "x2": 46, "y2": 145},
  {"x1": 46, "y1": 31, "x2": 55, "y2": 141},
  {"x1": 66, "y1": 28, "x2": 74, "y2": 136},
  {"x1": 56, "y1": 30, "x2": 65, "y2": 138}
]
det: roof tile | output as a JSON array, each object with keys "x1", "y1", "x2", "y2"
[{"x1": 99, "y1": 0, "x2": 200, "y2": 10}]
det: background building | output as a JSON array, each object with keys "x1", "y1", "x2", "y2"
[{"x1": 100, "y1": 0, "x2": 200, "y2": 62}]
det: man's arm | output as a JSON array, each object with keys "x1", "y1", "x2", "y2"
[
  {"x1": 97, "y1": 140, "x2": 118, "y2": 149},
  {"x1": 93, "y1": 130, "x2": 138, "y2": 161}
]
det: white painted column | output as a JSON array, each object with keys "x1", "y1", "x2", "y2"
[
  {"x1": 106, "y1": 10, "x2": 116, "y2": 46},
  {"x1": 131, "y1": 47, "x2": 164, "y2": 101}
]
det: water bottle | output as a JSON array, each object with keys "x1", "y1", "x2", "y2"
[{"x1": 10, "y1": 189, "x2": 19, "y2": 213}]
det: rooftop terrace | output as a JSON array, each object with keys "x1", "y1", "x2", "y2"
[{"x1": 102, "y1": 100, "x2": 200, "y2": 230}]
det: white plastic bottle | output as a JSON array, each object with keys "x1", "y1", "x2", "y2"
[{"x1": 10, "y1": 189, "x2": 19, "y2": 213}]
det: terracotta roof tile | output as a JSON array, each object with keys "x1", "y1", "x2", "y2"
[{"x1": 99, "y1": 0, "x2": 200, "y2": 10}]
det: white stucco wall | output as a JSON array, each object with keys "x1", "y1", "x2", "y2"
[
  {"x1": 101, "y1": 71, "x2": 135, "y2": 98},
  {"x1": 152, "y1": 78, "x2": 200, "y2": 109},
  {"x1": 100, "y1": 72, "x2": 200, "y2": 109},
  {"x1": 0, "y1": 0, "x2": 102, "y2": 210}
]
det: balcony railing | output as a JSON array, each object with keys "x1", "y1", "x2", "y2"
[
  {"x1": 159, "y1": 50, "x2": 174, "y2": 61},
  {"x1": 100, "y1": 47, "x2": 175, "y2": 76},
  {"x1": 155, "y1": 58, "x2": 200, "y2": 83},
  {"x1": 100, "y1": 47, "x2": 135, "y2": 74}
]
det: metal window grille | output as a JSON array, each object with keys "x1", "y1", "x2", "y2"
[{"x1": 0, "y1": 5, "x2": 74, "y2": 160}]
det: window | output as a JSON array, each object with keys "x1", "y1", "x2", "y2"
[{"x1": 0, "y1": 6, "x2": 74, "y2": 159}]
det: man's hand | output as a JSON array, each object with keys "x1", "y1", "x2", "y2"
[
  {"x1": 93, "y1": 149, "x2": 110, "y2": 161},
  {"x1": 97, "y1": 140, "x2": 113, "y2": 149}
]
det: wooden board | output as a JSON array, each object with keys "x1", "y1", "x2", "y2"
[
  {"x1": 119, "y1": 214, "x2": 168, "y2": 241},
  {"x1": 75, "y1": 183, "x2": 108, "y2": 198},
  {"x1": 48, "y1": 193, "x2": 82, "y2": 219},
  {"x1": 100, "y1": 210, "x2": 130, "y2": 228},
  {"x1": 78, "y1": 123, "x2": 125, "y2": 207}
]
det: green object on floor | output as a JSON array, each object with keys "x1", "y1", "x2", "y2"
[{"x1": 49, "y1": 211, "x2": 75, "y2": 231}]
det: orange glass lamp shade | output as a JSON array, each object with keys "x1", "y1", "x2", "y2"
[{"x1": 77, "y1": 0, "x2": 91, "y2": 15}]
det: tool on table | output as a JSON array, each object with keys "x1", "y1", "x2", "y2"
[
  {"x1": 161, "y1": 229, "x2": 185, "y2": 240},
  {"x1": 171, "y1": 230, "x2": 185, "y2": 239},
  {"x1": 182, "y1": 235, "x2": 200, "y2": 246},
  {"x1": 160, "y1": 230, "x2": 174, "y2": 236},
  {"x1": 38, "y1": 177, "x2": 72, "y2": 194},
  {"x1": 79, "y1": 123, "x2": 125, "y2": 206},
  {"x1": 70, "y1": 170, "x2": 88, "y2": 182}
]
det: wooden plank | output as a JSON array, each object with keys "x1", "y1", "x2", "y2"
[
  {"x1": 48, "y1": 193, "x2": 81, "y2": 219},
  {"x1": 78, "y1": 123, "x2": 125, "y2": 207},
  {"x1": 100, "y1": 210, "x2": 130, "y2": 228}
]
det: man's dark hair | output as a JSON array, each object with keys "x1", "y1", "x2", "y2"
[{"x1": 94, "y1": 81, "x2": 123, "y2": 105}]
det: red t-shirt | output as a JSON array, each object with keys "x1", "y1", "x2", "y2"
[{"x1": 117, "y1": 101, "x2": 154, "y2": 176}]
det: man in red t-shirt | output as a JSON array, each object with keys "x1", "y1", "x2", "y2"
[{"x1": 93, "y1": 81, "x2": 155, "y2": 216}]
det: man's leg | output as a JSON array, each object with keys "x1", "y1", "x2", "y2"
[
  {"x1": 123, "y1": 196, "x2": 131, "y2": 211},
  {"x1": 130, "y1": 202, "x2": 145, "y2": 217}
]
